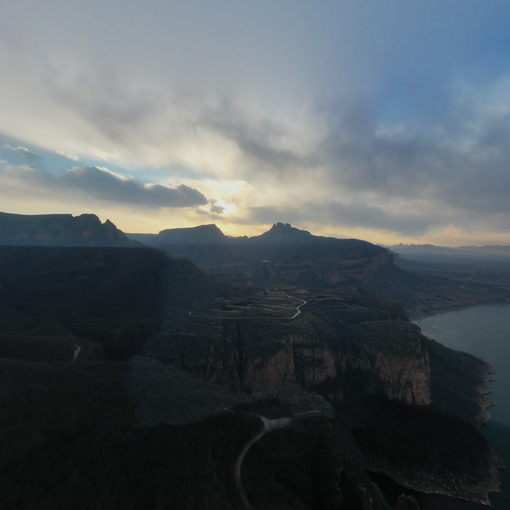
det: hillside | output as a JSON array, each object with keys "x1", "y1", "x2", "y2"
[
  {"x1": 0, "y1": 244, "x2": 502, "y2": 508},
  {"x1": 0, "y1": 245, "x2": 210, "y2": 360}
]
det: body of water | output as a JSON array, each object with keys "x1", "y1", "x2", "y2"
[{"x1": 415, "y1": 303, "x2": 510, "y2": 509}]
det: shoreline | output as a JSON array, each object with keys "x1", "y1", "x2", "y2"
[
  {"x1": 475, "y1": 364, "x2": 499, "y2": 427},
  {"x1": 409, "y1": 311, "x2": 505, "y2": 505},
  {"x1": 360, "y1": 364, "x2": 504, "y2": 507},
  {"x1": 365, "y1": 453, "x2": 503, "y2": 507},
  {"x1": 409, "y1": 297, "x2": 510, "y2": 322}
]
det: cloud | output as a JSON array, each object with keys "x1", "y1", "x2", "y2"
[
  {"x1": 3, "y1": 144, "x2": 41, "y2": 167},
  {"x1": 313, "y1": 86, "x2": 510, "y2": 222},
  {"x1": 0, "y1": 163, "x2": 207, "y2": 208},
  {"x1": 1, "y1": 2, "x2": 510, "y2": 242},
  {"x1": 207, "y1": 199, "x2": 225, "y2": 215},
  {"x1": 197, "y1": 104, "x2": 320, "y2": 176},
  {"x1": 56, "y1": 150, "x2": 79, "y2": 161},
  {"x1": 248, "y1": 200, "x2": 447, "y2": 237}
]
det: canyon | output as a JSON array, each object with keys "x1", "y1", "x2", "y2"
[{"x1": 0, "y1": 212, "x2": 507, "y2": 508}]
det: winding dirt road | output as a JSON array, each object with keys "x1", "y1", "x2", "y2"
[
  {"x1": 235, "y1": 416, "x2": 292, "y2": 510},
  {"x1": 235, "y1": 411, "x2": 322, "y2": 509},
  {"x1": 283, "y1": 293, "x2": 307, "y2": 319},
  {"x1": 71, "y1": 344, "x2": 81, "y2": 363},
  {"x1": 220, "y1": 292, "x2": 308, "y2": 322}
]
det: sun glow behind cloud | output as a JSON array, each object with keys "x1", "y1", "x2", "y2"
[{"x1": 1, "y1": 1, "x2": 510, "y2": 244}]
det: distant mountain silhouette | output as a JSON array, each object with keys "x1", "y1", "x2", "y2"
[
  {"x1": 251, "y1": 222, "x2": 314, "y2": 242},
  {"x1": 127, "y1": 222, "x2": 399, "y2": 293},
  {"x1": 127, "y1": 222, "x2": 510, "y2": 315},
  {"x1": 0, "y1": 212, "x2": 139, "y2": 247},
  {"x1": 159, "y1": 224, "x2": 226, "y2": 243},
  {"x1": 129, "y1": 222, "x2": 387, "y2": 271},
  {"x1": 388, "y1": 242, "x2": 510, "y2": 262}
]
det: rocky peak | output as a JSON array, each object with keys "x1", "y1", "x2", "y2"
[
  {"x1": 102, "y1": 219, "x2": 127, "y2": 240},
  {"x1": 76, "y1": 213, "x2": 102, "y2": 225},
  {"x1": 256, "y1": 223, "x2": 313, "y2": 241}
]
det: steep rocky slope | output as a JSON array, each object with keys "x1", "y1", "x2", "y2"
[{"x1": 149, "y1": 288, "x2": 430, "y2": 407}]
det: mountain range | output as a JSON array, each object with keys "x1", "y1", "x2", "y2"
[
  {"x1": 388, "y1": 243, "x2": 510, "y2": 262},
  {"x1": 0, "y1": 211, "x2": 507, "y2": 508},
  {"x1": 128, "y1": 221, "x2": 510, "y2": 317}
]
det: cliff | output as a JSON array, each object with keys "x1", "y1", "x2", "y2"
[
  {"x1": 146, "y1": 284, "x2": 500, "y2": 505},
  {"x1": 149, "y1": 289, "x2": 432, "y2": 407},
  {"x1": 0, "y1": 211, "x2": 138, "y2": 247}
]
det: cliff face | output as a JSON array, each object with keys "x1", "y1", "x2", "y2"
[
  {"x1": 251, "y1": 250, "x2": 395, "y2": 287},
  {"x1": 242, "y1": 328, "x2": 431, "y2": 407},
  {"x1": 154, "y1": 292, "x2": 432, "y2": 408},
  {"x1": 0, "y1": 212, "x2": 136, "y2": 246},
  {"x1": 374, "y1": 351, "x2": 431, "y2": 405},
  {"x1": 145, "y1": 222, "x2": 397, "y2": 290}
]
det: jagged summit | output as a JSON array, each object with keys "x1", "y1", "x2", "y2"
[
  {"x1": 159, "y1": 224, "x2": 226, "y2": 243},
  {"x1": 255, "y1": 222, "x2": 313, "y2": 241}
]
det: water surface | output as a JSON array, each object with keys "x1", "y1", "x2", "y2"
[{"x1": 415, "y1": 304, "x2": 510, "y2": 509}]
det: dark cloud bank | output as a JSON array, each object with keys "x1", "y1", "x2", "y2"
[
  {"x1": 1, "y1": 164, "x2": 207, "y2": 208},
  {"x1": 63, "y1": 166, "x2": 207, "y2": 207}
]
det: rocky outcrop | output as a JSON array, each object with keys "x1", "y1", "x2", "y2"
[
  {"x1": 158, "y1": 309, "x2": 432, "y2": 409},
  {"x1": 475, "y1": 365, "x2": 498, "y2": 426},
  {"x1": 251, "y1": 222, "x2": 314, "y2": 242},
  {"x1": 254, "y1": 249, "x2": 394, "y2": 287},
  {"x1": 245, "y1": 341, "x2": 298, "y2": 392},
  {"x1": 0, "y1": 212, "x2": 137, "y2": 247},
  {"x1": 373, "y1": 351, "x2": 431, "y2": 405}
]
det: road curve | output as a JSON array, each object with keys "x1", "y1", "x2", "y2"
[
  {"x1": 217, "y1": 292, "x2": 308, "y2": 322},
  {"x1": 235, "y1": 416, "x2": 292, "y2": 509},
  {"x1": 283, "y1": 293, "x2": 307, "y2": 319},
  {"x1": 71, "y1": 344, "x2": 81, "y2": 363}
]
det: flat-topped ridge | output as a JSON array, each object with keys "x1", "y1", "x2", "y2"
[{"x1": 0, "y1": 211, "x2": 135, "y2": 247}]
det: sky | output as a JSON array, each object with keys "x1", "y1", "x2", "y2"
[{"x1": 1, "y1": 0, "x2": 510, "y2": 245}]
